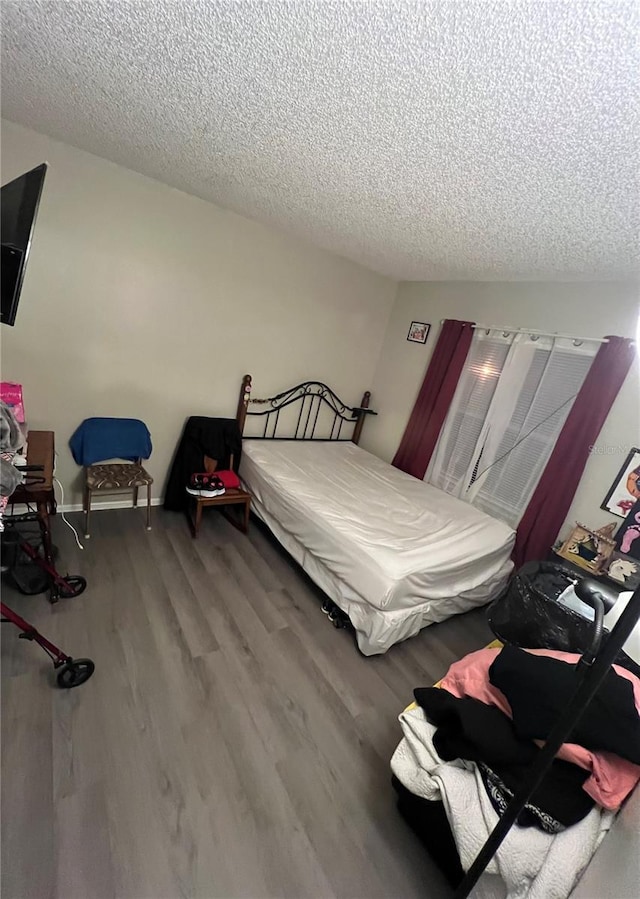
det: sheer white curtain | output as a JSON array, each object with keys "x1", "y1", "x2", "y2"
[
  {"x1": 427, "y1": 329, "x2": 598, "y2": 527},
  {"x1": 427, "y1": 329, "x2": 512, "y2": 496}
]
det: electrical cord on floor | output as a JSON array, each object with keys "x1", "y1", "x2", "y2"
[
  {"x1": 52, "y1": 452, "x2": 84, "y2": 550},
  {"x1": 53, "y1": 476, "x2": 85, "y2": 550}
]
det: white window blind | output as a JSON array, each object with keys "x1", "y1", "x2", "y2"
[
  {"x1": 427, "y1": 330, "x2": 598, "y2": 527},
  {"x1": 428, "y1": 333, "x2": 511, "y2": 495}
]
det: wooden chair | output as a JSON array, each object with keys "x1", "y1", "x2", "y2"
[
  {"x1": 84, "y1": 460, "x2": 153, "y2": 538},
  {"x1": 72, "y1": 418, "x2": 153, "y2": 538}
]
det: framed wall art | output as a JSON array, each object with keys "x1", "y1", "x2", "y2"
[
  {"x1": 407, "y1": 321, "x2": 430, "y2": 344},
  {"x1": 601, "y1": 447, "x2": 640, "y2": 518},
  {"x1": 614, "y1": 499, "x2": 640, "y2": 561}
]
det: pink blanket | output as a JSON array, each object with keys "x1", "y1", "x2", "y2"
[{"x1": 439, "y1": 647, "x2": 640, "y2": 810}]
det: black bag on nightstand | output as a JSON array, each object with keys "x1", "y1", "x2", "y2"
[{"x1": 487, "y1": 560, "x2": 640, "y2": 678}]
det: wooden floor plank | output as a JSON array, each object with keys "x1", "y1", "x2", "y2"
[
  {"x1": 1, "y1": 672, "x2": 55, "y2": 899},
  {"x1": 54, "y1": 780, "x2": 117, "y2": 899}
]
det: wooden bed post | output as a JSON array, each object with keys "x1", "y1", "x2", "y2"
[
  {"x1": 237, "y1": 374, "x2": 252, "y2": 436},
  {"x1": 352, "y1": 390, "x2": 371, "y2": 445}
]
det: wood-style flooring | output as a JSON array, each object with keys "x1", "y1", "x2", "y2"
[{"x1": 1, "y1": 506, "x2": 494, "y2": 899}]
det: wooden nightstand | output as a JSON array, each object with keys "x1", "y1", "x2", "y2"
[{"x1": 187, "y1": 487, "x2": 251, "y2": 538}]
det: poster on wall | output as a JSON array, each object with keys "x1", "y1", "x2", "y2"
[
  {"x1": 615, "y1": 499, "x2": 640, "y2": 561},
  {"x1": 601, "y1": 447, "x2": 640, "y2": 518}
]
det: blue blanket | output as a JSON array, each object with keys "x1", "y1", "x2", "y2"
[{"x1": 69, "y1": 418, "x2": 152, "y2": 466}]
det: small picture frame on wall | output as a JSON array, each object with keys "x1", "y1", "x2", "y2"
[
  {"x1": 601, "y1": 447, "x2": 640, "y2": 518},
  {"x1": 407, "y1": 321, "x2": 430, "y2": 344}
]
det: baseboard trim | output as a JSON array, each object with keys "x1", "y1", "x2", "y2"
[{"x1": 58, "y1": 497, "x2": 165, "y2": 514}]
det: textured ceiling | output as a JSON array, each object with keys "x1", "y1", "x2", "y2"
[{"x1": 2, "y1": 0, "x2": 639, "y2": 281}]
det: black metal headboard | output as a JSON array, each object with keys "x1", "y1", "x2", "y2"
[{"x1": 236, "y1": 374, "x2": 375, "y2": 444}]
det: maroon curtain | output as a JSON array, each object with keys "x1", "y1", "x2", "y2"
[
  {"x1": 393, "y1": 319, "x2": 474, "y2": 479},
  {"x1": 513, "y1": 336, "x2": 636, "y2": 567}
]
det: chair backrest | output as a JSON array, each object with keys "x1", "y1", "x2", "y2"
[{"x1": 69, "y1": 418, "x2": 152, "y2": 467}]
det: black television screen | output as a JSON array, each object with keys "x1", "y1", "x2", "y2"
[{"x1": 1, "y1": 162, "x2": 48, "y2": 326}]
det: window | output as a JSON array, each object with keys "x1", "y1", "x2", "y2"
[{"x1": 427, "y1": 329, "x2": 598, "y2": 527}]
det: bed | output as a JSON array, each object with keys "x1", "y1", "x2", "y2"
[{"x1": 236, "y1": 375, "x2": 515, "y2": 655}]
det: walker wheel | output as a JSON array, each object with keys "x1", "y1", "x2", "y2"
[
  {"x1": 56, "y1": 658, "x2": 95, "y2": 688},
  {"x1": 58, "y1": 575, "x2": 87, "y2": 598}
]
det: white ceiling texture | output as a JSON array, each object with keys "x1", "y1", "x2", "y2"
[{"x1": 2, "y1": 0, "x2": 638, "y2": 281}]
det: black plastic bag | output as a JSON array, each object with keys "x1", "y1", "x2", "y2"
[{"x1": 487, "y1": 561, "x2": 640, "y2": 678}]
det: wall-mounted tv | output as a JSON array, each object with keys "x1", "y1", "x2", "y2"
[{"x1": 1, "y1": 162, "x2": 48, "y2": 326}]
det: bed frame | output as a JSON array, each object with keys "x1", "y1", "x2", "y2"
[{"x1": 236, "y1": 374, "x2": 376, "y2": 445}]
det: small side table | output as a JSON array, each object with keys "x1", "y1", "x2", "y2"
[{"x1": 187, "y1": 487, "x2": 251, "y2": 538}]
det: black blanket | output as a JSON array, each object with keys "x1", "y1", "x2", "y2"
[
  {"x1": 414, "y1": 687, "x2": 594, "y2": 830},
  {"x1": 164, "y1": 417, "x2": 242, "y2": 512},
  {"x1": 489, "y1": 645, "x2": 640, "y2": 764}
]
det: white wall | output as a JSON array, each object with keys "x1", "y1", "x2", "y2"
[
  {"x1": 363, "y1": 281, "x2": 639, "y2": 541},
  {"x1": 0, "y1": 120, "x2": 396, "y2": 505}
]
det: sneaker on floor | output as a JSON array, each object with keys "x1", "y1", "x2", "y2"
[{"x1": 186, "y1": 473, "x2": 226, "y2": 497}]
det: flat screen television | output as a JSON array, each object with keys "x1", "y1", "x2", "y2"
[{"x1": 1, "y1": 162, "x2": 48, "y2": 326}]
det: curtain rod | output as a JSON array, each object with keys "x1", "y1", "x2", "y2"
[
  {"x1": 439, "y1": 321, "x2": 610, "y2": 344},
  {"x1": 472, "y1": 324, "x2": 610, "y2": 344}
]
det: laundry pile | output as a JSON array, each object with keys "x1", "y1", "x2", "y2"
[{"x1": 391, "y1": 644, "x2": 640, "y2": 898}]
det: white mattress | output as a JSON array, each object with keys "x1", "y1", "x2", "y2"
[{"x1": 240, "y1": 440, "x2": 514, "y2": 653}]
